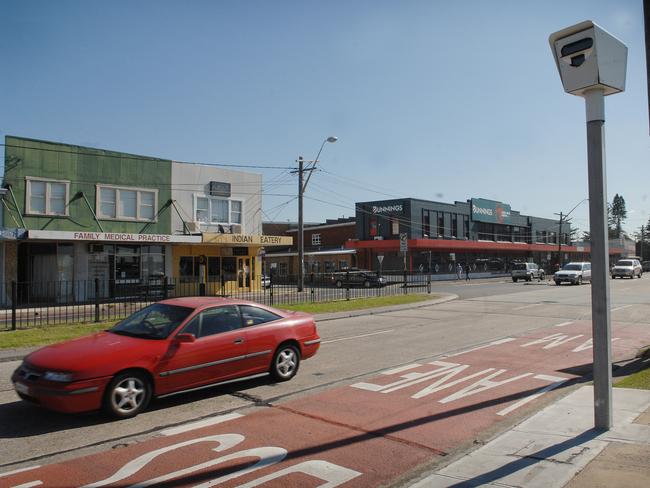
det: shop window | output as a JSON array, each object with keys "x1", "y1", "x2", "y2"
[
  {"x1": 96, "y1": 185, "x2": 157, "y2": 222},
  {"x1": 464, "y1": 216, "x2": 470, "y2": 239},
  {"x1": 437, "y1": 214, "x2": 444, "y2": 237},
  {"x1": 422, "y1": 210, "x2": 430, "y2": 238},
  {"x1": 231, "y1": 201, "x2": 242, "y2": 224},
  {"x1": 391, "y1": 218, "x2": 399, "y2": 236},
  {"x1": 277, "y1": 262, "x2": 288, "y2": 276},
  {"x1": 195, "y1": 195, "x2": 242, "y2": 225},
  {"x1": 25, "y1": 178, "x2": 70, "y2": 216},
  {"x1": 311, "y1": 233, "x2": 321, "y2": 246},
  {"x1": 451, "y1": 215, "x2": 458, "y2": 238},
  {"x1": 339, "y1": 260, "x2": 349, "y2": 270},
  {"x1": 324, "y1": 261, "x2": 335, "y2": 272}
]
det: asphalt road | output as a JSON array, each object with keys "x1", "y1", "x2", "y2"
[{"x1": 1, "y1": 276, "x2": 648, "y2": 480}]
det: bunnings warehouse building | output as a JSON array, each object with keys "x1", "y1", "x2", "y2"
[{"x1": 347, "y1": 197, "x2": 627, "y2": 274}]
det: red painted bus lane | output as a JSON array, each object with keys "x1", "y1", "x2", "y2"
[{"x1": 4, "y1": 321, "x2": 650, "y2": 488}]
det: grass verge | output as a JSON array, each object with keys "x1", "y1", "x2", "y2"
[
  {"x1": 283, "y1": 293, "x2": 438, "y2": 314},
  {"x1": 0, "y1": 321, "x2": 117, "y2": 349},
  {"x1": 614, "y1": 348, "x2": 650, "y2": 390}
]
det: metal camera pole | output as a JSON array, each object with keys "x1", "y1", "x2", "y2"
[{"x1": 585, "y1": 88, "x2": 612, "y2": 429}]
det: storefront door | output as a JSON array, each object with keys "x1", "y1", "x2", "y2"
[{"x1": 237, "y1": 257, "x2": 251, "y2": 290}]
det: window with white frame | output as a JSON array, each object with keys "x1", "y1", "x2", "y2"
[
  {"x1": 311, "y1": 233, "x2": 321, "y2": 246},
  {"x1": 96, "y1": 185, "x2": 157, "y2": 221},
  {"x1": 195, "y1": 196, "x2": 243, "y2": 225},
  {"x1": 26, "y1": 178, "x2": 70, "y2": 216}
]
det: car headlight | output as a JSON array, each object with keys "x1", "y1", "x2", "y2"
[{"x1": 43, "y1": 371, "x2": 74, "y2": 382}]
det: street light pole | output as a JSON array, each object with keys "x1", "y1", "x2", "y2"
[{"x1": 296, "y1": 136, "x2": 338, "y2": 292}]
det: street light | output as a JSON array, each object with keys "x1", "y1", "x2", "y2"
[{"x1": 297, "y1": 136, "x2": 338, "y2": 292}]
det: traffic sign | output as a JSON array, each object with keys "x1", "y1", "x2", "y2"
[{"x1": 399, "y1": 233, "x2": 408, "y2": 253}]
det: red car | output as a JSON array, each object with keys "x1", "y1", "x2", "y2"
[{"x1": 12, "y1": 297, "x2": 320, "y2": 418}]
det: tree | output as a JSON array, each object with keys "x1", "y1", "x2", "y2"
[{"x1": 610, "y1": 194, "x2": 627, "y2": 238}]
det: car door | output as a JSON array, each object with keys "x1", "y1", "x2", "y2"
[
  {"x1": 238, "y1": 305, "x2": 285, "y2": 372},
  {"x1": 583, "y1": 263, "x2": 591, "y2": 281},
  {"x1": 158, "y1": 305, "x2": 248, "y2": 393}
]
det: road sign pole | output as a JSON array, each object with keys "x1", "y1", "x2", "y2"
[{"x1": 585, "y1": 88, "x2": 612, "y2": 430}]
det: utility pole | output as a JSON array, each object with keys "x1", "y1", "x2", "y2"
[
  {"x1": 294, "y1": 136, "x2": 338, "y2": 293},
  {"x1": 641, "y1": 225, "x2": 645, "y2": 260},
  {"x1": 557, "y1": 211, "x2": 564, "y2": 268},
  {"x1": 297, "y1": 156, "x2": 305, "y2": 292}
]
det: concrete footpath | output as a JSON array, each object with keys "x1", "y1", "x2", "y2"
[{"x1": 408, "y1": 385, "x2": 650, "y2": 488}]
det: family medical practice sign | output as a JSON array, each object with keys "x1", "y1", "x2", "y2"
[{"x1": 471, "y1": 198, "x2": 512, "y2": 225}]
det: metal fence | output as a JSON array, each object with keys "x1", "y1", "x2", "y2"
[{"x1": 0, "y1": 272, "x2": 433, "y2": 330}]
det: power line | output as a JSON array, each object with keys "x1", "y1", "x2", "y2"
[{"x1": 1, "y1": 143, "x2": 295, "y2": 170}]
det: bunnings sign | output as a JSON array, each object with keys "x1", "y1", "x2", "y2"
[{"x1": 471, "y1": 198, "x2": 512, "y2": 224}]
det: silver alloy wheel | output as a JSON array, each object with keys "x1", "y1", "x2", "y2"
[
  {"x1": 110, "y1": 377, "x2": 146, "y2": 415},
  {"x1": 275, "y1": 348, "x2": 298, "y2": 379}
]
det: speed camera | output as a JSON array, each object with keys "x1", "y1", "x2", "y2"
[{"x1": 549, "y1": 20, "x2": 627, "y2": 96}]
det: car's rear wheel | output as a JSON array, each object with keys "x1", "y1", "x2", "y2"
[
  {"x1": 364, "y1": 280, "x2": 371, "y2": 288},
  {"x1": 512, "y1": 278, "x2": 518, "y2": 282},
  {"x1": 539, "y1": 272, "x2": 545, "y2": 281},
  {"x1": 335, "y1": 280, "x2": 343, "y2": 288},
  {"x1": 270, "y1": 344, "x2": 300, "y2": 382},
  {"x1": 555, "y1": 281, "x2": 560, "y2": 286},
  {"x1": 103, "y1": 371, "x2": 151, "y2": 419}
]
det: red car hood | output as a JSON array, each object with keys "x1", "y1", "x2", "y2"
[{"x1": 25, "y1": 331, "x2": 167, "y2": 378}]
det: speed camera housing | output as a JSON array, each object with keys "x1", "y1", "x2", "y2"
[{"x1": 549, "y1": 21, "x2": 627, "y2": 96}]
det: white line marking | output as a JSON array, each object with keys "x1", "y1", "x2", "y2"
[
  {"x1": 0, "y1": 467, "x2": 41, "y2": 479},
  {"x1": 381, "y1": 364, "x2": 423, "y2": 376},
  {"x1": 160, "y1": 413, "x2": 244, "y2": 436},
  {"x1": 512, "y1": 303, "x2": 542, "y2": 311},
  {"x1": 611, "y1": 304, "x2": 633, "y2": 312},
  {"x1": 553, "y1": 321, "x2": 574, "y2": 327},
  {"x1": 445, "y1": 338, "x2": 516, "y2": 357},
  {"x1": 322, "y1": 329, "x2": 395, "y2": 344},
  {"x1": 10, "y1": 482, "x2": 42, "y2": 488},
  {"x1": 497, "y1": 377, "x2": 569, "y2": 416}
]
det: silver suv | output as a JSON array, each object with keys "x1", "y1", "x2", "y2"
[
  {"x1": 554, "y1": 262, "x2": 591, "y2": 285},
  {"x1": 611, "y1": 259, "x2": 642, "y2": 279},
  {"x1": 511, "y1": 262, "x2": 545, "y2": 282}
]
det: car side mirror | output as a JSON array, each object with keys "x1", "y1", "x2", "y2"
[{"x1": 175, "y1": 333, "x2": 196, "y2": 343}]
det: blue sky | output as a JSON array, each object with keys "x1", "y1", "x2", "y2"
[{"x1": 1, "y1": 0, "x2": 648, "y2": 236}]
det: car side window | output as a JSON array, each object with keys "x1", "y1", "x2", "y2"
[
  {"x1": 239, "y1": 305, "x2": 281, "y2": 327},
  {"x1": 182, "y1": 305, "x2": 242, "y2": 339},
  {"x1": 585, "y1": 264, "x2": 591, "y2": 271}
]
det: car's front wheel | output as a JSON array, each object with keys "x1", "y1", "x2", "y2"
[
  {"x1": 512, "y1": 277, "x2": 518, "y2": 282},
  {"x1": 270, "y1": 344, "x2": 301, "y2": 382},
  {"x1": 577, "y1": 276, "x2": 583, "y2": 285},
  {"x1": 335, "y1": 280, "x2": 343, "y2": 288},
  {"x1": 103, "y1": 371, "x2": 152, "y2": 419},
  {"x1": 364, "y1": 280, "x2": 371, "y2": 288},
  {"x1": 539, "y1": 272, "x2": 545, "y2": 281}
]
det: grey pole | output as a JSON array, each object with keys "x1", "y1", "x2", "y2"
[
  {"x1": 585, "y1": 88, "x2": 613, "y2": 430},
  {"x1": 297, "y1": 156, "x2": 305, "y2": 293}
]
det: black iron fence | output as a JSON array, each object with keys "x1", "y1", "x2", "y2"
[{"x1": 0, "y1": 272, "x2": 434, "y2": 330}]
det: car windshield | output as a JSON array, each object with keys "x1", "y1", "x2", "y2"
[
  {"x1": 110, "y1": 303, "x2": 194, "y2": 339},
  {"x1": 616, "y1": 260, "x2": 634, "y2": 266},
  {"x1": 512, "y1": 263, "x2": 527, "y2": 270},
  {"x1": 562, "y1": 264, "x2": 582, "y2": 271}
]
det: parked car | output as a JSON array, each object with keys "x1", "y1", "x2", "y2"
[
  {"x1": 511, "y1": 262, "x2": 545, "y2": 282},
  {"x1": 611, "y1": 259, "x2": 643, "y2": 279},
  {"x1": 643, "y1": 261, "x2": 650, "y2": 272},
  {"x1": 330, "y1": 269, "x2": 386, "y2": 288},
  {"x1": 554, "y1": 262, "x2": 591, "y2": 285},
  {"x1": 11, "y1": 297, "x2": 320, "y2": 418}
]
